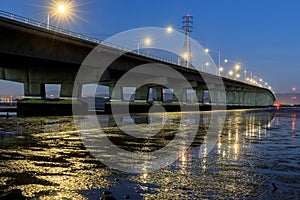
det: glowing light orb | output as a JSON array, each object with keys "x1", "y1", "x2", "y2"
[{"x1": 58, "y1": 5, "x2": 66, "y2": 13}]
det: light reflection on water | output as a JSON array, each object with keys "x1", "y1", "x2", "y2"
[{"x1": 0, "y1": 108, "x2": 299, "y2": 199}]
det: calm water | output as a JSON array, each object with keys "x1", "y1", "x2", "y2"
[{"x1": 0, "y1": 108, "x2": 299, "y2": 199}]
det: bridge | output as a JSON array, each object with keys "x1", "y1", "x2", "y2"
[{"x1": 0, "y1": 10, "x2": 276, "y2": 115}]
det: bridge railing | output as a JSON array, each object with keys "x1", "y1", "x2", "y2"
[
  {"x1": 0, "y1": 10, "x2": 102, "y2": 44},
  {"x1": 0, "y1": 10, "x2": 274, "y2": 95},
  {"x1": 0, "y1": 10, "x2": 180, "y2": 66}
]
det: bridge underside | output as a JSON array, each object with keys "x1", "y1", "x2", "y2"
[
  {"x1": 0, "y1": 15, "x2": 275, "y2": 115},
  {"x1": 0, "y1": 52, "x2": 274, "y2": 107}
]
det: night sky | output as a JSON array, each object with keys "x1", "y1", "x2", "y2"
[{"x1": 1, "y1": 0, "x2": 300, "y2": 94}]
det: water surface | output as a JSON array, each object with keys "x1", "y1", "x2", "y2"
[{"x1": 0, "y1": 108, "x2": 299, "y2": 199}]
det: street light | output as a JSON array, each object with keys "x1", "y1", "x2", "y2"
[
  {"x1": 243, "y1": 69, "x2": 247, "y2": 82},
  {"x1": 205, "y1": 48, "x2": 221, "y2": 76},
  {"x1": 137, "y1": 37, "x2": 152, "y2": 54},
  {"x1": 228, "y1": 70, "x2": 234, "y2": 77},
  {"x1": 235, "y1": 63, "x2": 241, "y2": 80},
  {"x1": 219, "y1": 67, "x2": 224, "y2": 76},
  {"x1": 166, "y1": 26, "x2": 174, "y2": 34},
  {"x1": 235, "y1": 63, "x2": 241, "y2": 71},
  {"x1": 47, "y1": 1, "x2": 73, "y2": 30},
  {"x1": 224, "y1": 59, "x2": 242, "y2": 80},
  {"x1": 166, "y1": 25, "x2": 194, "y2": 68},
  {"x1": 201, "y1": 62, "x2": 210, "y2": 71}
]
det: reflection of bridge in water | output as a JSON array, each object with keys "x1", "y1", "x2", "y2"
[
  {"x1": 81, "y1": 110, "x2": 275, "y2": 153},
  {"x1": 0, "y1": 10, "x2": 276, "y2": 115},
  {"x1": 0, "y1": 108, "x2": 283, "y2": 199}
]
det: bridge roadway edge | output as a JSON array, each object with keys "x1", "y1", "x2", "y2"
[{"x1": 0, "y1": 14, "x2": 276, "y2": 116}]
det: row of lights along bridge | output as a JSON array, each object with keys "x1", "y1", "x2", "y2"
[{"x1": 38, "y1": 2, "x2": 272, "y2": 91}]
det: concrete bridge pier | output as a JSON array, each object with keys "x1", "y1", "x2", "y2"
[
  {"x1": 206, "y1": 84, "x2": 225, "y2": 105},
  {"x1": 135, "y1": 86, "x2": 149, "y2": 102},
  {"x1": 24, "y1": 81, "x2": 80, "y2": 99},
  {"x1": 109, "y1": 85, "x2": 123, "y2": 101},
  {"x1": 226, "y1": 89, "x2": 235, "y2": 105},
  {"x1": 152, "y1": 86, "x2": 163, "y2": 102},
  {"x1": 241, "y1": 90, "x2": 254, "y2": 106},
  {"x1": 245, "y1": 91, "x2": 255, "y2": 106},
  {"x1": 255, "y1": 92, "x2": 273, "y2": 106},
  {"x1": 18, "y1": 81, "x2": 87, "y2": 116},
  {"x1": 214, "y1": 89, "x2": 226, "y2": 104},
  {"x1": 195, "y1": 88, "x2": 204, "y2": 103},
  {"x1": 173, "y1": 87, "x2": 186, "y2": 102},
  {"x1": 24, "y1": 81, "x2": 43, "y2": 98},
  {"x1": 61, "y1": 82, "x2": 79, "y2": 98},
  {"x1": 234, "y1": 89, "x2": 242, "y2": 105}
]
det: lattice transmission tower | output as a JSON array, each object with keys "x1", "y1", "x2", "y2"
[{"x1": 180, "y1": 14, "x2": 193, "y2": 68}]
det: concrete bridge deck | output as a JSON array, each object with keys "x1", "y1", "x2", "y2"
[{"x1": 0, "y1": 10, "x2": 276, "y2": 115}]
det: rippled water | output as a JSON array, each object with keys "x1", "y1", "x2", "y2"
[{"x1": 0, "y1": 108, "x2": 299, "y2": 199}]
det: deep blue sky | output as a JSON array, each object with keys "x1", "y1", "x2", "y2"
[{"x1": 1, "y1": 0, "x2": 300, "y2": 93}]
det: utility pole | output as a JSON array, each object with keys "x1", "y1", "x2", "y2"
[{"x1": 180, "y1": 14, "x2": 193, "y2": 68}]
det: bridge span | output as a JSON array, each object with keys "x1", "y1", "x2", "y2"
[{"x1": 0, "y1": 11, "x2": 275, "y2": 115}]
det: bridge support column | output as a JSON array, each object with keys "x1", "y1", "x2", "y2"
[
  {"x1": 239, "y1": 91, "x2": 245, "y2": 105},
  {"x1": 152, "y1": 86, "x2": 163, "y2": 102},
  {"x1": 249, "y1": 92, "x2": 256, "y2": 106},
  {"x1": 234, "y1": 90, "x2": 242, "y2": 105},
  {"x1": 266, "y1": 93, "x2": 274, "y2": 106},
  {"x1": 196, "y1": 88, "x2": 204, "y2": 103},
  {"x1": 255, "y1": 92, "x2": 264, "y2": 105},
  {"x1": 255, "y1": 93, "x2": 261, "y2": 106},
  {"x1": 24, "y1": 81, "x2": 42, "y2": 98},
  {"x1": 226, "y1": 90, "x2": 235, "y2": 104},
  {"x1": 209, "y1": 90, "x2": 218, "y2": 104},
  {"x1": 135, "y1": 86, "x2": 149, "y2": 102},
  {"x1": 216, "y1": 89, "x2": 226, "y2": 104},
  {"x1": 173, "y1": 87, "x2": 186, "y2": 103},
  {"x1": 243, "y1": 90, "x2": 254, "y2": 106},
  {"x1": 256, "y1": 92, "x2": 271, "y2": 106},
  {"x1": 239, "y1": 91, "x2": 246, "y2": 106},
  {"x1": 209, "y1": 89, "x2": 225, "y2": 105},
  {"x1": 61, "y1": 82, "x2": 77, "y2": 98},
  {"x1": 109, "y1": 85, "x2": 123, "y2": 101},
  {"x1": 40, "y1": 83, "x2": 46, "y2": 99},
  {"x1": 242, "y1": 91, "x2": 249, "y2": 105}
]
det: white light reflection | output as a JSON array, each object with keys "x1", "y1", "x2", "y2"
[{"x1": 216, "y1": 112, "x2": 275, "y2": 161}]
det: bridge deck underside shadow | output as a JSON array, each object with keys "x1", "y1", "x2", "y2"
[{"x1": 0, "y1": 16, "x2": 276, "y2": 115}]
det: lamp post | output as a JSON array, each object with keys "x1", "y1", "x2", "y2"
[
  {"x1": 201, "y1": 62, "x2": 210, "y2": 71},
  {"x1": 137, "y1": 37, "x2": 152, "y2": 55},
  {"x1": 47, "y1": 3, "x2": 69, "y2": 30},
  {"x1": 218, "y1": 67, "x2": 224, "y2": 76},
  {"x1": 224, "y1": 59, "x2": 241, "y2": 80},
  {"x1": 228, "y1": 70, "x2": 234, "y2": 78},
  {"x1": 205, "y1": 48, "x2": 221, "y2": 75},
  {"x1": 166, "y1": 17, "x2": 193, "y2": 68},
  {"x1": 243, "y1": 68, "x2": 247, "y2": 82},
  {"x1": 234, "y1": 63, "x2": 241, "y2": 80},
  {"x1": 47, "y1": 13, "x2": 50, "y2": 29}
]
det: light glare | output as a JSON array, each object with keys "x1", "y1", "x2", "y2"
[
  {"x1": 58, "y1": 5, "x2": 66, "y2": 13},
  {"x1": 47, "y1": 0, "x2": 82, "y2": 28},
  {"x1": 235, "y1": 64, "x2": 241, "y2": 70},
  {"x1": 166, "y1": 26, "x2": 174, "y2": 33},
  {"x1": 144, "y1": 37, "x2": 152, "y2": 46}
]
